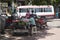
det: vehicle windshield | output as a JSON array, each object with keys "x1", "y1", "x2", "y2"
[{"x1": 19, "y1": 8, "x2": 27, "y2": 13}]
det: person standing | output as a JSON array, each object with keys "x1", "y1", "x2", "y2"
[
  {"x1": 29, "y1": 14, "x2": 37, "y2": 35},
  {"x1": 0, "y1": 9, "x2": 6, "y2": 34},
  {"x1": 26, "y1": 10, "x2": 30, "y2": 18},
  {"x1": 56, "y1": 12, "x2": 58, "y2": 18}
]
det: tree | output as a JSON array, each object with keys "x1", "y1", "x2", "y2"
[
  {"x1": 41, "y1": 0, "x2": 47, "y2": 5},
  {"x1": 25, "y1": 0, "x2": 60, "y2": 6},
  {"x1": 32, "y1": 0, "x2": 51, "y2": 5},
  {"x1": 50, "y1": 0, "x2": 60, "y2": 6},
  {"x1": 55, "y1": 0, "x2": 60, "y2": 5},
  {"x1": 25, "y1": 0, "x2": 30, "y2": 5},
  {"x1": 32, "y1": 0, "x2": 40, "y2": 5}
]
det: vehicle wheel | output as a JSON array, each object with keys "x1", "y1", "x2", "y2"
[{"x1": 40, "y1": 25, "x2": 45, "y2": 30}]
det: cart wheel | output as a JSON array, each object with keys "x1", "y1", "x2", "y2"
[{"x1": 40, "y1": 26, "x2": 45, "y2": 30}]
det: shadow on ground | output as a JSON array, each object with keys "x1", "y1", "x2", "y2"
[
  {"x1": 56, "y1": 26, "x2": 60, "y2": 28},
  {"x1": 0, "y1": 30, "x2": 55, "y2": 40}
]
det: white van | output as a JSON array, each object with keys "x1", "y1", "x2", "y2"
[{"x1": 16, "y1": 5, "x2": 55, "y2": 18}]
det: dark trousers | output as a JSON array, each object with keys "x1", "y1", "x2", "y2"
[
  {"x1": 29, "y1": 24, "x2": 36, "y2": 35},
  {"x1": 0, "y1": 16, "x2": 5, "y2": 34}
]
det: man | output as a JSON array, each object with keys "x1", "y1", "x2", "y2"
[
  {"x1": 0, "y1": 9, "x2": 6, "y2": 34},
  {"x1": 29, "y1": 14, "x2": 36, "y2": 35},
  {"x1": 29, "y1": 15, "x2": 36, "y2": 26}
]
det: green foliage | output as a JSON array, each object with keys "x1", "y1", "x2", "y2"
[
  {"x1": 41, "y1": 1, "x2": 47, "y2": 5},
  {"x1": 32, "y1": 0, "x2": 52, "y2": 5},
  {"x1": 55, "y1": 0, "x2": 60, "y2": 5},
  {"x1": 25, "y1": 0, "x2": 60, "y2": 6},
  {"x1": 32, "y1": 0, "x2": 40, "y2": 5},
  {"x1": 50, "y1": 0, "x2": 60, "y2": 6},
  {"x1": 25, "y1": 0, "x2": 30, "y2": 5}
]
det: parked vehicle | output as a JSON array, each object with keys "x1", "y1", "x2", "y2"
[
  {"x1": 16, "y1": 5, "x2": 55, "y2": 18},
  {"x1": 36, "y1": 16, "x2": 48, "y2": 30}
]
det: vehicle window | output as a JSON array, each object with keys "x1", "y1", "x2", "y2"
[
  {"x1": 19, "y1": 8, "x2": 52, "y2": 13},
  {"x1": 44, "y1": 8, "x2": 52, "y2": 12},
  {"x1": 35, "y1": 8, "x2": 40, "y2": 12},
  {"x1": 35, "y1": 8, "x2": 52, "y2": 12},
  {"x1": 19, "y1": 8, "x2": 27, "y2": 13},
  {"x1": 35, "y1": 8, "x2": 43, "y2": 12},
  {"x1": 40, "y1": 8, "x2": 43, "y2": 12}
]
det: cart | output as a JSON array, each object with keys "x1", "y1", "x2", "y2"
[{"x1": 10, "y1": 17, "x2": 33, "y2": 36}]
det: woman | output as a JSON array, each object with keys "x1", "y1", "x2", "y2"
[{"x1": 26, "y1": 10, "x2": 30, "y2": 18}]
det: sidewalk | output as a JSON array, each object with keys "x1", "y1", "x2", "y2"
[
  {"x1": 47, "y1": 18, "x2": 60, "y2": 22},
  {"x1": 47, "y1": 19, "x2": 60, "y2": 27},
  {"x1": 38, "y1": 28, "x2": 60, "y2": 40}
]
